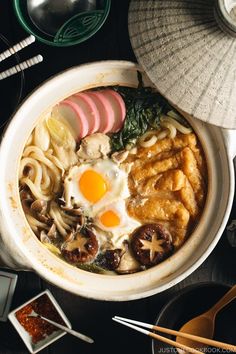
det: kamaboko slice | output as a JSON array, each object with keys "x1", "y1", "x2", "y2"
[{"x1": 57, "y1": 99, "x2": 89, "y2": 140}]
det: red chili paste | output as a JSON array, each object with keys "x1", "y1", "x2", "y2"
[{"x1": 15, "y1": 294, "x2": 65, "y2": 344}]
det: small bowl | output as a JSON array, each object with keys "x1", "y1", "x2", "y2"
[
  {"x1": 13, "y1": 0, "x2": 111, "y2": 47},
  {"x1": 152, "y1": 282, "x2": 236, "y2": 354},
  {"x1": 8, "y1": 290, "x2": 71, "y2": 353}
]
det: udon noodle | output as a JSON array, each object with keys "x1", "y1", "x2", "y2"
[{"x1": 19, "y1": 86, "x2": 207, "y2": 274}]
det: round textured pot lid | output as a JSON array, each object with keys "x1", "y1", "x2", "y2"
[{"x1": 128, "y1": 0, "x2": 236, "y2": 129}]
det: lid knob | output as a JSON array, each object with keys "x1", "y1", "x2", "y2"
[{"x1": 215, "y1": 0, "x2": 236, "y2": 36}]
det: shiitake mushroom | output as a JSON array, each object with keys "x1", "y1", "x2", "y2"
[
  {"x1": 103, "y1": 249, "x2": 123, "y2": 270},
  {"x1": 94, "y1": 249, "x2": 122, "y2": 271},
  {"x1": 62, "y1": 223, "x2": 173, "y2": 270},
  {"x1": 61, "y1": 228, "x2": 98, "y2": 264},
  {"x1": 96, "y1": 242, "x2": 141, "y2": 274},
  {"x1": 116, "y1": 241, "x2": 141, "y2": 274},
  {"x1": 131, "y1": 224, "x2": 173, "y2": 266}
]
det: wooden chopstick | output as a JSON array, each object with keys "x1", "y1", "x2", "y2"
[
  {"x1": 113, "y1": 316, "x2": 236, "y2": 353},
  {"x1": 113, "y1": 318, "x2": 202, "y2": 354}
]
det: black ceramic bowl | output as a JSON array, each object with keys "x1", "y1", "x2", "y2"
[{"x1": 152, "y1": 282, "x2": 236, "y2": 354}]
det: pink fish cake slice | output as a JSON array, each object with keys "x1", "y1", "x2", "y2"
[
  {"x1": 69, "y1": 92, "x2": 100, "y2": 134},
  {"x1": 100, "y1": 89, "x2": 126, "y2": 132},
  {"x1": 85, "y1": 91, "x2": 115, "y2": 133},
  {"x1": 58, "y1": 99, "x2": 89, "y2": 140}
]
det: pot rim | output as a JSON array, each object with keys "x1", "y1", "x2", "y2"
[{"x1": 0, "y1": 60, "x2": 234, "y2": 301}]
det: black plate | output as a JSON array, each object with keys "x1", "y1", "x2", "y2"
[
  {"x1": 152, "y1": 282, "x2": 236, "y2": 354},
  {"x1": 0, "y1": 34, "x2": 24, "y2": 130}
]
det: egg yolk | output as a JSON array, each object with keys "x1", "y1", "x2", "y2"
[
  {"x1": 79, "y1": 170, "x2": 107, "y2": 203},
  {"x1": 100, "y1": 210, "x2": 120, "y2": 227}
]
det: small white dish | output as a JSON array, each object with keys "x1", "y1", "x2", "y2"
[
  {"x1": 0, "y1": 270, "x2": 17, "y2": 322},
  {"x1": 8, "y1": 289, "x2": 71, "y2": 353}
]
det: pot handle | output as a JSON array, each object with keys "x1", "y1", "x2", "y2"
[
  {"x1": 0, "y1": 236, "x2": 32, "y2": 270},
  {"x1": 0, "y1": 212, "x2": 32, "y2": 270},
  {"x1": 222, "y1": 128, "x2": 236, "y2": 159}
]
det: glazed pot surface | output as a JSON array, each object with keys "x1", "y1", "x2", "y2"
[{"x1": 0, "y1": 61, "x2": 234, "y2": 300}]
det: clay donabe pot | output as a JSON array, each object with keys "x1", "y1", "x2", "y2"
[{"x1": 0, "y1": 61, "x2": 235, "y2": 300}]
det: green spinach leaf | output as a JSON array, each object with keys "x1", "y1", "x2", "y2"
[{"x1": 110, "y1": 82, "x2": 172, "y2": 152}]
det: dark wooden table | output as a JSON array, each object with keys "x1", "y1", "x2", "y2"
[{"x1": 0, "y1": 1, "x2": 236, "y2": 353}]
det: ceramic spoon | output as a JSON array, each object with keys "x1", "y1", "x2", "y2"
[{"x1": 176, "y1": 285, "x2": 236, "y2": 351}]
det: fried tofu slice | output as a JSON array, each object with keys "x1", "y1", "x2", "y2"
[
  {"x1": 155, "y1": 169, "x2": 199, "y2": 217},
  {"x1": 136, "y1": 133, "x2": 197, "y2": 159},
  {"x1": 127, "y1": 197, "x2": 190, "y2": 247},
  {"x1": 179, "y1": 147, "x2": 205, "y2": 207},
  {"x1": 177, "y1": 178, "x2": 199, "y2": 217},
  {"x1": 126, "y1": 131, "x2": 207, "y2": 247},
  {"x1": 159, "y1": 221, "x2": 189, "y2": 248},
  {"x1": 155, "y1": 169, "x2": 186, "y2": 191},
  {"x1": 136, "y1": 169, "x2": 184, "y2": 196},
  {"x1": 130, "y1": 146, "x2": 205, "y2": 206},
  {"x1": 127, "y1": 197, "x2": 190, "y2": 229},
  {"x1": 131, "y1": 151, "x2": 180, "y2": 182},
  {"x1": 135, "y1": 169, "x2": 199, "y2": 217}
]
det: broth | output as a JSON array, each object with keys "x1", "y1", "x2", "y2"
[{"x1": 19, "y1": 85, "x2": 207, "y2": 274}]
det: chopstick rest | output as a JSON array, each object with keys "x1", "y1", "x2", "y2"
[
  {"x1": 0, "y1": 35, "x2": 35, "y2": 63},
  {"x1": 113, "y1": 316, "x2": 236, "y2": 353},
  {"x1": 0, "y1": 55, "x2": 43, "y2": 80}
]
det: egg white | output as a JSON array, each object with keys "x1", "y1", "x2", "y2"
[
  {"x1": 94, "y1": 200, "x2": 140, "y2": 244},
  {"x1": 63, "y1": 159, "x2": 130, "y2": 216}
]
